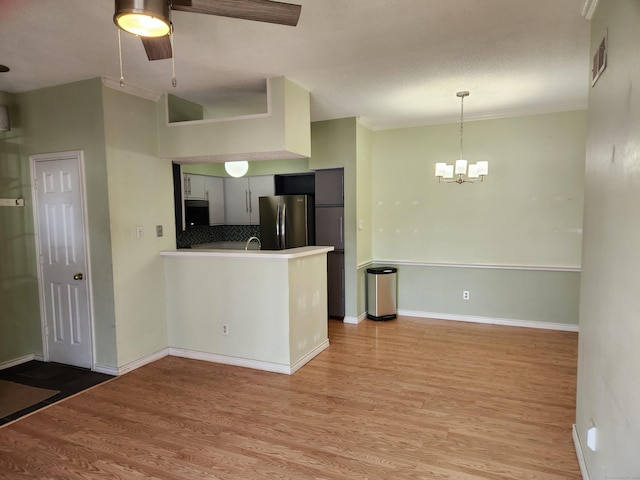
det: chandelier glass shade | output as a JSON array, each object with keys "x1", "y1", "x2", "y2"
[
  {"x1": 435, "y1": 91, "x2": 488, "y2": 184},
  {"x1": 114, "y1": 0, "x2": 171, "y2": 37}
]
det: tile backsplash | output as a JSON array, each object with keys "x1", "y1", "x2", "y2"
[{"x1": 177, "y1": 225, "x2": 260, "y2": 248}]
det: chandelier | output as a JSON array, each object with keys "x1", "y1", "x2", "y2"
[{"x1": 435, "y1": 91, "x2": 488, "y2": 184}]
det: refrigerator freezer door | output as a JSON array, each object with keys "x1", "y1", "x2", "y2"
[
  {"x1": 259, "y1": 196, "x2": 281, "y2": 250},
  {"x1": 260, "y1": 195, "x2": 312, "y2": 250}
]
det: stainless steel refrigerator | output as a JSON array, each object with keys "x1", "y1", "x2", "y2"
[{"x1": 259, "y1": 195, "x2": 315, "y2": 250}]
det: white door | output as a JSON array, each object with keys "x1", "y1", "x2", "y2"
[{"x1": 32, "y1": 151, "x2": 93, "y2": 369}]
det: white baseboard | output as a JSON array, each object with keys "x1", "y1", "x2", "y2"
[
  {"x1": 397, "y1": 309, "x2": 579, "y2": 332},
  {"x1": 93, "y1": 364, "x2": 119, "y2": 376},
  {"x1": 168, "y1": 348, "x2": 289, "y2": 374},
  {"x1": 169, "y1": 340, "x2": 329, "y2": 375},
  {"x1": 0, "y1": 354, "x2": 37, "y2": 371},
  {"x1": 343, "y1": 315, "x2": 360, "y2": 324},
  {"x1": 94, "y1": 348, "x2": 169, "y2": 376},
  {"x1": 289, "y1": 340, "x2": 330, "y2": 374},
  {"x1": 573, "y1": 424, "x2": 589, "y2": 479}
]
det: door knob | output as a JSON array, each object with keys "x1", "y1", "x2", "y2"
[{"x1": 73, "y1": 273, "x2": 84, "y2": 280}]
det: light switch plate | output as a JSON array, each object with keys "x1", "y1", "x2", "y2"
[
  {"x1": 587, "y1": 426, "x2": 597, "y2": 451},
  {"x1": 156, "y1": 225, "x2": 163, "y2": 237}
]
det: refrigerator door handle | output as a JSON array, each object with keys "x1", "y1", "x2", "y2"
[
  {"x1": 281, "y1": 203, "x2": 287, "y2": 248},
  {"x1": 275, "y1": 204, "x2": 281, "y2": 249}
]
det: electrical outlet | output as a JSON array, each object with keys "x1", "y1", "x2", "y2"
[
  {"x1": 221, "y1": 324, "x2": 229, "y2": 336},
  {"x1": 135, "y1": 225, "x2": 143, "y2": 239},
  {"x1": 463, "y1": 290, "x2": 470, "y2": 300}
]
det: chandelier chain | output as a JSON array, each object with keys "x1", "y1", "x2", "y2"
[
  {"x1": 170, "y1": 23, "x2": 177, "y2": 87},
  {"x1": 459, "y1": 94, "x2": 464, "y2": 159}
]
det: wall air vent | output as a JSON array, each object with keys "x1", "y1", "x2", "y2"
[{"x1": 592, "y1": 30, "x2": 607, "y2": 87}]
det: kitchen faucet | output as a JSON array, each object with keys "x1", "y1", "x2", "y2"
[{"x1": 245, "y1": 236, "x2": 261, "y2": 250}]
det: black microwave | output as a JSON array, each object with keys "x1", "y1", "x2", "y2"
[{"x1": 185, "y1": 200, "x2": 209, "y2": 227}]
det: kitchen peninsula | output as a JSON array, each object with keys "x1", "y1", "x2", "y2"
[{"x1": 161, "y1": 246, "x2": 333, "y2": 374}]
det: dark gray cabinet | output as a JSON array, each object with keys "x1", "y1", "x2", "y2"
[
  {"x1": 315, "y1": 168, "x2": 345, "y2": 318},
  {"x1": 327, "y1": 251, "x2": 345, "y2": 318},
  {"x1": 315, "y1": 169, "x2": 344, "y2": 206},
  {"x1": 315, "y1": 206, "x2": 344, "y2": 249}
]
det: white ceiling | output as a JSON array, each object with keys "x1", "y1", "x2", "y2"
[{"x1": 0, "y1": 0, "x2": 591, "y2": 130}]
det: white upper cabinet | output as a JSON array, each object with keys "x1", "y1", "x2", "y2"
[
  {"x1": 183, "y1": 173, "x2": 207, "y2": 200},
  {"x1": 224, "y1": 175, "x2": 274, "y2": 225}
]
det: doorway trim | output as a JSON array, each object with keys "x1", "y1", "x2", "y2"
[{"x1": 30, "y1": 150, "x2": 96, "y2": 370}]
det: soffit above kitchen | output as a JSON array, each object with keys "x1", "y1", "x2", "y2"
[{"x1": 0, "y1": 0, "x2": 590, "y2": 130}]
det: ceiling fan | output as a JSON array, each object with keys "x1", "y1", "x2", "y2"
[{"x1": 114, "y1": 0, "x2": 302, "y2": 61}]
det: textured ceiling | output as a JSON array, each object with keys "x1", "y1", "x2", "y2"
[{"x1": 0, "y1": 0, "x2": 591, "y2": 129}]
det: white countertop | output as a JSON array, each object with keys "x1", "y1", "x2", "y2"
[{"x1": 160, "y1": 245, "x2": 334, "y2": 259}]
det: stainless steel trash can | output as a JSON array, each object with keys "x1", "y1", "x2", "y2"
[{"x1": 366, "y1": 267, "x2": 397, "y2": 320}]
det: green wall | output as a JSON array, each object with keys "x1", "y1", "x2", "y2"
[
  {"x1": 167, "y1": 94, "x2": 204, "y2": 123},
  {"x1": 372, "y1": 111, "x2": 586, "y2": 267},
  {"x1": 102, "y1": 86, "x2": 175, "y2": 367},
  {"x1": 390, "y1": 264, "x2": 579, "y2": 326},
  {"x1": 1, "y1": 79, "x2": 179, "y2": 371},
  {"x1": 575, "y1": 2, "x2": 640, "y2": 477},
  {"x1": 0, "y1": 91, "x2": 42, "y2": 364},
  {"x1": 356, "y1": 123, "x2": 373, "y2": 317},
  {"x1": 370, "y1": 110, "x2": 586, "y2": 325},
  {"x1": 0, "y1": 79, "x2": 119, "y2": 367},
  {"x1": 309, "y1": 113, "x2": 585, "y2": 325}
]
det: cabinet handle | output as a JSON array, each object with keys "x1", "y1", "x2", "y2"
[
  {"x1": 248, "y1": 189, "x2": 252, "y2": 213},
  {"x1": 245, "y1": 190, "x2": 249, "y2": 213},
  {"x1": 340, "y1": 216, "x2": 343, "y2": 244}
]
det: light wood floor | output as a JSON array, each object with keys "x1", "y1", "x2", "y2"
[{"x1": 0, "y1": 316, "x2": 580, "y2": 479}]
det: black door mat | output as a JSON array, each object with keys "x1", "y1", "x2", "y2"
[{"x1": 0, "y1": 360, "x2": 113, "y2": 425}]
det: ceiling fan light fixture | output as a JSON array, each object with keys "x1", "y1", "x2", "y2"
[{"x1": 114, "y1": 0, "x2": 171, "y2": 37}]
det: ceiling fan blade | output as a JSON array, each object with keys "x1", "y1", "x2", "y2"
[
  {"x1": 141, "y1": 36, "x2": 173, "y2": 61},
  {"x1": 171, "y1": 0, "x2": 301, "y2": 27}
]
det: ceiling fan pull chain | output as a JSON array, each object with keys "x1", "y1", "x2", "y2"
[
  {"x1": 170, "y1": 25, "x2": 177, "y2": 88},
  {"x1": 117, "y1": 29, "x2": 125, "y2": 88}
]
